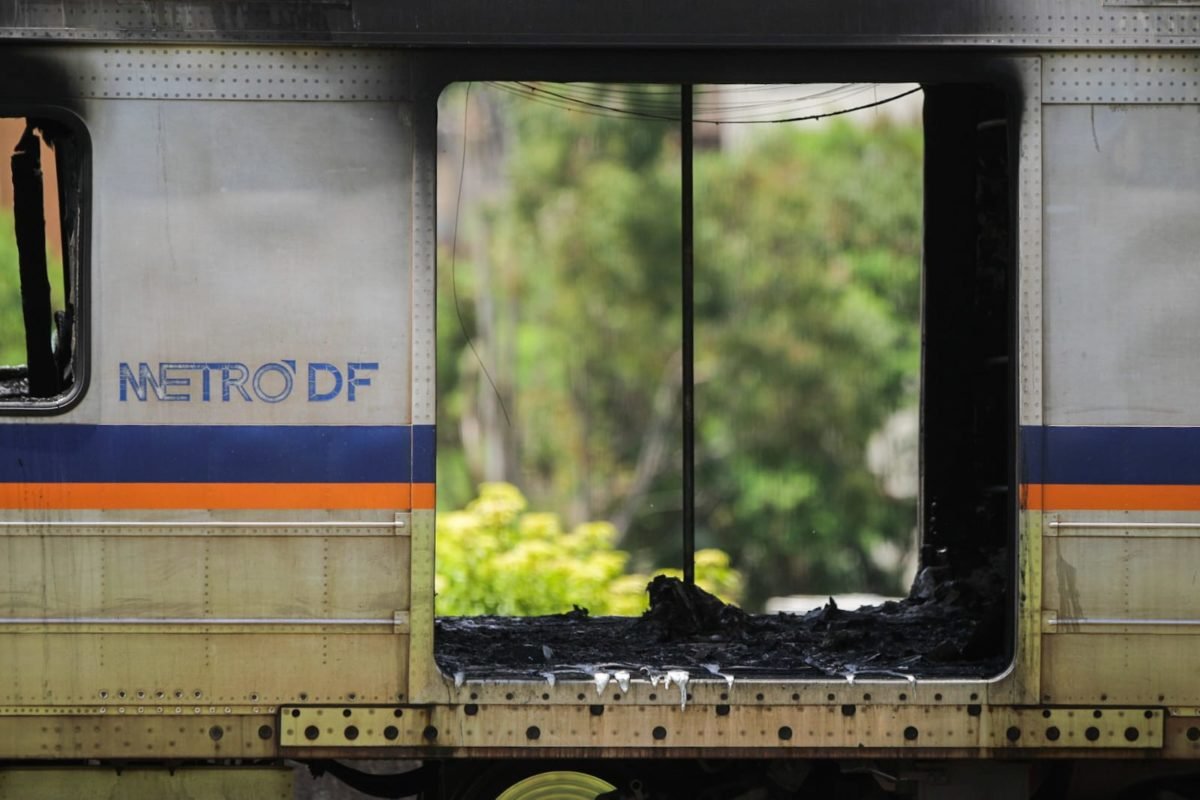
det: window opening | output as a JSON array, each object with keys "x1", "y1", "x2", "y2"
[
  {"x1": 434, "y1": 81, "x2": 1012, "y2": 683},
  {"x1": 0, "y1": 116, "x2": 81, "y2": 404}
]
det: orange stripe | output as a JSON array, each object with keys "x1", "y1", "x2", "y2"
[
  {"x1": 411, "y1": 483, "x2": 436, "y2": 510},
  {"x1": 1022, "y1": 483, "x2": 1200, "y2": 511},
  {"x1": 0, "y1": 483, "x2": 436, "y2": 511}
]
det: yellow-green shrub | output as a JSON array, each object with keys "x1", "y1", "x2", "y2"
[{"x1": 436, "y1": 483, "x2": 743, "y2": 615}]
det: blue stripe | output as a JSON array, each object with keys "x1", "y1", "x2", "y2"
[
  {"x1": 1021, "y1": 425, "x2": 1200, "y2": 485},
  {"x1": 412, "y1": 424, "x2": 436, "y2": 483},
  {"x1": 0, "y1": 424, "x2": 422, "y2": 483}
]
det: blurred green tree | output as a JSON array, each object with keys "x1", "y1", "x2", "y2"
[{"x1": 438, "y1": 86, "x2": 922, "y2": 609}]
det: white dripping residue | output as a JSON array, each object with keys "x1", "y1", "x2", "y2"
[
  {"x1": 701, "y1": 663, "x2": 735, "y2": 692},
  {"x1": 594, "y1": 672, "x2": 612, "y2": 696},
  {"x1": 662, "y1": 670, "x2": 690, "y2": 709},
  {"x1": 539, "y1": 672, "x2": 557, "y2": 687},
  {"x1": 614, "y1": 671, "x2": 631, "y2": 693},
  {"x1": 453, "y1": 671, "x2": 466, "y2": 689}
]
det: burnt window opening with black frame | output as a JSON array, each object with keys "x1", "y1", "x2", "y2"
[
  {"x1": 921, "y1": 84, "x2": 1014, "y2": 614},
  {"x1": 0, "y1": 115, "x2": 86, "y2": 406},
  {"x1": 434, "y1": 80, "x2": 1015, "y2": 683}
]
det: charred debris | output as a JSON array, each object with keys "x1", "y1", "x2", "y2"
[{"x1": 435, "y1": 550, "x2": 1009, "y2": 685}]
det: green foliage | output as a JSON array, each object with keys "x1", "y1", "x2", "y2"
[
  {"x1": 438, "y1": 86, "x2": 923, "y2": 608},
  {"x1": 0, "y1": 211, "x2": 28, "y2": 365},
  {"x1": 436, "y1": 483, "x2": 743, "y2": 616},
  {"x1": 0, "y1": 208, "x2": 66, "y2": 366}
]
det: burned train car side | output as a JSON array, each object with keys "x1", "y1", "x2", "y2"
[{"x1": 0, "y1": 1, "x2": 1199, "y2": 798}]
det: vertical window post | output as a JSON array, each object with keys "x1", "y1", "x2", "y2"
[
  {"x1": 681, "y1": 84, "x2": 695, "y2": 586},
  {"x1": 11, "y1": 125, "x2": 59, "y2": 398}
]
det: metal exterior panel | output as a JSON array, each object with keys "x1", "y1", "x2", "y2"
[
  {"x1": 83, "y1": 97, "x2": 412, "y2": 426},
  {"x1": 410, "y1": 87, "x2": 437, "y2": 427},
  {"x1": 0, "y1": 716, "x2": 279, "y2": 760},
  {"x1": 1042, "y1": 633, "x2": 1200, "y2": 704},
  {"x1": 1045, "y1": 51, "x2": 1200, "y2": 103},
  {"x1": 405, "y1": 509, "x2": 439, "y2": 704},
  {"x1": 0, "y1": 632, "x2": 407, "y2": 705},
  {"x1": 1044, "y1": 532, "x2": 1200, "y2": 622},
  {"x1": 6, "y1": 0, "x2": 1200, "y2": 50},
  {"x1": 0, "y1": 535, "x2": 408, "y2": 619},
  {"x1": 1041, "y1": 513, "x2": 1200, "y2": 705},
  {"x1": 35, "y1": 45, "x2": 408, "y2": 103},
  {"x1": 989, "y1": 511, "x2": 1044, "y2": 706},
  {"x1": 0, "y1": 532, "x2": 411, "y2": 704},
  {"x1": 1018, "y1": 57, "x2": 1044, "y2": 428},
  {"x1": 0, "y1": 768, "x2": 291, "y2": 799},
  {"x1": 1043, "y1": 103, "x2": 1200, "y2": 426},
  {"x1": 0, "y1": 47, "x2": 419, "y2": 749},
  {"x1": 277, "y1": 702, "x2": 1163, "y2": 753}
]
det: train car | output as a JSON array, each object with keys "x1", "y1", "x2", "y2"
[{"x1": 2, "y1": 1, "x2": 1200, "y2": 797}]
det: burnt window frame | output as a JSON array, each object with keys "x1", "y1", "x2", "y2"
[{"x1": 0, "y1": 105, "x2": 90, "y2": 414}]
